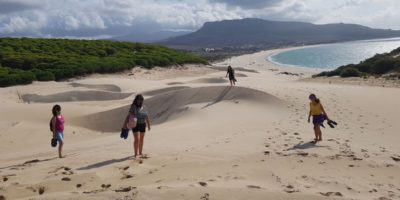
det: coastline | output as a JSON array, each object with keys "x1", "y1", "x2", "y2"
[{"x1": 239, "y1": 46, "x2": 400, "y2": 89}]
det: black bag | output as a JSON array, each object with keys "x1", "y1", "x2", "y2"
[
  {"x1": 49, "y1": 117, "x2": 54, "y2": 132},
  {"x1": 120, "y1": 128, "x2": 129, "y2": 139}
]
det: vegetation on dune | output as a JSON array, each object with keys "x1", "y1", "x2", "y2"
[
  {"x1": 0, "y1": 38, "x2": 207, "y2": 87},
  {"x1": 314, "y1": 47, "x2": 400, "y2": 78}
]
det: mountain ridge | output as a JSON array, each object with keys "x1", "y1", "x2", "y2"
[{"x1": 161, "y1": 18, "x2": 400, "y2": 48}]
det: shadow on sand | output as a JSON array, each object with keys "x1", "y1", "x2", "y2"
[
  {"x1": 202, "y1": 86, "x2": 232, "y2": 109},
  {"x1": 288, "y1": 141, "x2": 329, "y2": 150},
  {"x1": 0, "y1": 154, "x2": 78, "y2": 170},
  {"x1": 77, "y1": 156, "x2": 133, "y2": 170}
]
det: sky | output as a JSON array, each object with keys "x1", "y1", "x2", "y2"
[{"x1": 0, "y1": 0, "x2": 399, "y2": 39}]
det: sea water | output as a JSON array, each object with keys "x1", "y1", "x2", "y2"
[{"x1": 269, "y1": 38, "x2": 400, "y2": 70}]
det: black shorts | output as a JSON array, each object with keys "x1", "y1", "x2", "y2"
[{"x1": 132, "y1": 123, "x2": 146, "y2": 133}]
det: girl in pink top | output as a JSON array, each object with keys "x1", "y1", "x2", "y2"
[{"x1": 51, "y1": 104, "x2": 65, "y2": 158}]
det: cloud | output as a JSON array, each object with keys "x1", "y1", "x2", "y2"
[
  {"x1": 0, "y1": 0, "x2": 41, "y2": 14},
  {"x1": 0, "y1": 11, "x2": 46, "y2": 35},
  {"x1": 0, "y1": 0, "x2": 399, "y2": 39},
  {"x1": 207, "y1": 0, "x2": 282, "y2": 9}
]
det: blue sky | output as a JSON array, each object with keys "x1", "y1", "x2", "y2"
[{"x1": 0, "y1": 0, "x2": 399, "y2": 39}]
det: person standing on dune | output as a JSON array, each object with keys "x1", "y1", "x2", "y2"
[
  {"x1": 308, "y1": 94, "x2": 330, "y2": 144},
  {"x1": 126, "y1": 94, "x2": 151, "y2": 160},
  {"x1": 226, "y1": 65, "x2": 236, "y2": 86},
  {"x1": 51, "y1": 104, "x2": 65, "y2": 158}
]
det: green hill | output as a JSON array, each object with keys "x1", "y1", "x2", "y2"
[
  {"x1": 0, "y1": 38, "x2": 207, "y2": 87},
  {"x1": 314, "y1": 47, "x2": 400, "y2": 78}
]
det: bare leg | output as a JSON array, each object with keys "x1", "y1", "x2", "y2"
[
  {"x1": 58, "y1": 141, "x2": 64, "y2": 158},
  {"x1": 317, "y1": 126, "x2": 322, "y2": 141},
  {"x1": 133, "y1": 132, "x2": 139, "y2": 157},
  {"x1": 139, "y1": 132, "x2": 145, "y2": 156},
  {"x1": 313, "y1": 125, "x2": 318, "y2": 142}
]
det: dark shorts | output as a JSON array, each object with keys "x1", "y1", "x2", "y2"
[
  {"x1": 312, "y1": 114, "x2": 326, "y2": 126},
  {"x1": 132, "y1": 123, "x2": 146, "y2": 133},
  {"x1": 229, "y1": 75, "x2": 235, "y2": 81}
]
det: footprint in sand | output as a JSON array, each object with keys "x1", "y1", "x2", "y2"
[
  {"x1": 122, "y1": 174, "x2": 134, "y2": 179},
  {"x1": 114, "y1": 186, "x2": 136, "y2": 193},
  {"x1": 391, "y1": 156, "x2": 400, "y2": 162},
  {"x1": 26, "y1": 186, "x2": 46, "y2": 195},
  {"x1": 200, "y1": 193, "x2": 210, "y2": 200},
  {"x1": 320, "y1": 192, "x2": 343, "y2": 197},
  {"x1": 198, "y1": 182, "x2": 207, "y2": 187},
  {"x1": 148, "y1": 169, "x2": 159, "y2": 174},
  {"x1": 155, "y1": 179, "x2": 163, "y2": 183},
  {"x1": 101, "y1": 184, "x2": 111, "y2": 189},
  {"x1": 38, "y1": 186, "x2": 45, "y2": 195},
  {"x1": 284, "y1": 185, "x2": 299, "y2": 193},
  {"x1": 247, "y1": 185, "x2": 262, "y2": 189},
  {"x1": 61, "y1": 177, "x2": 71, "y2": 181}
]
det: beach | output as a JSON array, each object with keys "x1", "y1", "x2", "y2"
[{"x1": 1, "y1": 48, "x2": 400, "y2": 200}]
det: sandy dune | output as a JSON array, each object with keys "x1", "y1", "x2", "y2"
[
  {"x1": 74, "y1": 86, "x2": 282, "y2": 132},
  {"x1": 0, "y1": 48, "x2": 399, "y2": 200}
]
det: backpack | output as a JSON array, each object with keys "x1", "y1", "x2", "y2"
[{"x1": 126, "y1": 113, "x2": 137, "y2": 129}]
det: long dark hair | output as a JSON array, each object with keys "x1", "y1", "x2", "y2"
[
  {"x1": 52, "y1": 104, "x2": 61, "y2": 116},
  {"x1": 309, "y1": 94, "x2": 320, "y2": 104},
  {"x1": 132, "y1": 94, "x2": 144, "y2": 109}
]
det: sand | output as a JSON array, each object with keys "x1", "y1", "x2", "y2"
[{"x1": 0, "y1": 50, "x2": 399, "y2": 200}]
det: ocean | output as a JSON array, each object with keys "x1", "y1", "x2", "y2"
[{"x1": 269, "y1": 38, "x2": 400, "y2": 70}]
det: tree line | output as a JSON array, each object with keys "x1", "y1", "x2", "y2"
[{"x1": 0, "y1": 38, "x2": 207, "y2": 87}]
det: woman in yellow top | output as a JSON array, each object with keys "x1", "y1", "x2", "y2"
[{"x1": 308, "y1": 94, "x2": 330, "y2": 143}]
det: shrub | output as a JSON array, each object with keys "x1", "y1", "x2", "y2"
[
  {"x1": 340, "y1": 68, "x2": 361, "y2": 77},
  {"x1": 0, "y1": 38, "x2": 207, "y2": 86},
  {"x1": 371, "y1": 58, "x2": 396, "y2": 74},
  {"x1": 30, "y1": 69, "x2": 55, "y2": 81}
]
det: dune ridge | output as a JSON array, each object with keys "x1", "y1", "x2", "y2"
[{"x1": 69, "y1": 83, "x2": 122, "y2": 92}]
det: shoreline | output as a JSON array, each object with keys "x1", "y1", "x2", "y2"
[
  {"x1": 264, "y1": 37, "x2": 400, "y2": 74},
  {"x1": 219, "y1": 45, "x2": 400, "y2": 89}
]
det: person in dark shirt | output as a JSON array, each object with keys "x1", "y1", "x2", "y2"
[{"x1": 226, "y1": 65, "x2": 236, "y2": 86}]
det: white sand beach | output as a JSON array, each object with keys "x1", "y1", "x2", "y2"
[{"x1": 1, "y1": 48, "x2": 400, "y2": 200}]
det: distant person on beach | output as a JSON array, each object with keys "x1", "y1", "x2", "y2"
[
  {"x1": 126, "y1": 94, "x2": 151, "y2": 159},
  {"x1": 226, "y1": 65, "x2": 236, "y2": 86},
  {"x1": 51, "y1": 104, "x2": 65, "y2": 158},
  {"x1": 308, "y1": 94, "x2": 330, "y2": 143}
]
